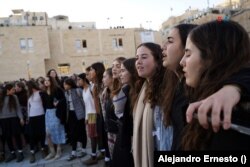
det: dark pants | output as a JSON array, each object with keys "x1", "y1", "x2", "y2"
[
  {"x1": 96, "y1": 113, "x2": 105, "y2": 151},
  {"x1": 0, "y1": 117, "x2": 23, "y2": 152},
  {"x1": 68, "y1": 111, "x2": 87, "y2": 151},
  {"x1": 28, "y1": 115, "x2": 46, "y2": 151}
]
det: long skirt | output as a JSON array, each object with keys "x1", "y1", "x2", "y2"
[
  {"x1": 45, "y1": 109, "x2": 66, "y2": 144},
  {"x1": 87, "y1": 113, "x2": 98, "y2": 138}
]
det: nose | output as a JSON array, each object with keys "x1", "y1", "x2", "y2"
[
  {"x1": 136, "y1": 57, "x2": 142, "y2": 65},
  {"x1": 180, "y1": 55, "x2": 186, "y2": 67},
  {"x1": 162, "y1": 46, "x2": 167, "y2": 55}
]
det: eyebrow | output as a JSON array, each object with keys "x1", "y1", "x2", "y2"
[{"x1": 136, "y1": 53, "x2": 148, "y2": 57}]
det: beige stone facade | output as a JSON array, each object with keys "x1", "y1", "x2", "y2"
[
  {"x1": 47, "y1": 27, "x2": 162, "y2": 76},
  {"x1": 0, "y1": 26, "x2": 50, "y2": 81},
  {"x1": 0, "y1": 10, "x2": 162, "y2": 81},
  {"x1": 161, "y1": 0, "x2": 250, "y2": 37}
]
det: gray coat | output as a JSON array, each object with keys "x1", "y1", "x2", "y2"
[{"x1": 65, "y1": 88, "x2": 85, "y2": 120}]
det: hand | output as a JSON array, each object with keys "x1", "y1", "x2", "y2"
[
  {"x1": 186, "y1": 85, "x2": 241, "y2": 132},
  {"x1": 20, "y1": 119, "x2": 25, "y2": 126},
  {"x1": 53, "y1": 101, "x2": 59, "y2": 107}
]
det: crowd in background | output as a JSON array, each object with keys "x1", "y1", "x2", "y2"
[{"x1": 0, "y1": 20, "x2": 250, "y2": 167}]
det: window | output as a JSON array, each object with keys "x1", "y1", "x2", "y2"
[
  {"x1": 112, "y1": 38, "x2": 118, "y2": 48},
  {"x1": 75, "y1": 39, "x2": 87, "y2": 51},
  {"x1": 75, "y1": 40, "x2": 81, "y2": 50},
  {"x1": 20, "y1": 38, "x2": 34, "y2": 51},
  {"x1": 58, "y1": 63, "x2": 70, "y2": 75},
  {"x1": 112, "y1": 38, "x2": 123, "y2": 49},
  {"x1": 82, "y1": 40, "x2": 87, "y2": 48},
  {"x1": 32, "y1": 16, "x2": 37, "y2": 21},
  {"x1": 118, "y1": 38, "x2": 123, "y2": 47},
  {"x1": 27, "y1": 38, "x2": 33, "y2": 49},
  {"x1": 40, "y1": 16, "x2": 44, "y2": 20},
  {"x1": 20, "y1": 38, "x2": 26, "y2": 49}
]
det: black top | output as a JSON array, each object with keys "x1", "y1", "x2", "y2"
[
  {"x1": 44, "y1": 93, "x2": 55, "y2": 109},
  {"x1": 208, "y1": 104, "x2": 250, "y2": 150},
  {"x1": 223, "y1": 67, "x2": 250, "y2": 102},
  {"x1": 170, "y1": 81, "x2": 188, "y2": 150},
  {"x1": 104, "y1": 90, "x2": 119, "y2": 134},
  {"x1": 44, "y1": 88, "x2": 67, "y2": 125},
  {"x1": 112, "y1": 85, "x2": 134, "y2": 167},
  {"x1": 171, "y1": 67, "x2": 250, "y2": 150},
  {"x1": 120, "y1": 85, "x2": 133, "y2": 148}
]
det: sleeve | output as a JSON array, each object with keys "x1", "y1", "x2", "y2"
[
  {"x1": 222, "y1": 67, "x2": 250, "y2": 101},
  {"x1": 27, "y1": 98, "x2": 30, "y2": 119},
  {"x1": 15, "y1": 95, "x2": 23, "y2": 120},
  {"x1": 55, "y1": 88, "x2": 67, "y2": 125},
  {"x1": 39, "y1": 91, "x2": 47, "y2": 112},
  {"x1": 85, "y1": 110, "x2": 88, "y2": 120}
]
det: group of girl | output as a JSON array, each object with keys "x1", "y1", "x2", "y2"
[
  {"x1": 133, "y1": 20, "x2": 250, "y2": 167},
  {"x1": 0, "y1": 19, "x2": 249, "y2": 167}
]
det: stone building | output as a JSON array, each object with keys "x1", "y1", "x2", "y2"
[
  {"x1": 161, "y1": 0, "x2": 250, "y2": 38},
  {"x1": 0, "y1": 10, "x2": 162, "y2": 81}
]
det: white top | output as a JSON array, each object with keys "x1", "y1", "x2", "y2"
[
  {"x1": 67, "y1": 90, "x2": 75, "y2": 110},
  {"x1": 82, "y1": 85, "x2": 96, "y2": 120},
  {"x1": 28, "y1": 91, "x2": 45, "y2": 117}
]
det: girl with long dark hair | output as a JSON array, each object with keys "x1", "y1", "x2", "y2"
[
  {"x1": 44, "y1": 76, "x2": 66, "y2": 160},
  {"x1": 133, "y1": 42, "x2": 166, "y2": 167},
  {"x1": 26, "y1": 80, "x2": 47, "y2": 163},
  {"x1": 82, "y1": 62, "x2": 106, "y2": 165},
  {"x1": 112, "y1": 58, "x2": 144, "y2": 167},
  {"x1": 180, "y1": 20, "x2": 250, "y2": 150},
  {"x1": 0, "y1": 83, "x2": 24, "y2": 162},
  {"x1": 101, "y1": 68, "x2": 117, "y2": 166},
  {"x1": 63, "y1": 78, "x2": 87, "y2": 161}
]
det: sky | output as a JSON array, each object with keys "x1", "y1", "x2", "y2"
[{"x1": 0, "y1": 0, "x2": 226, "y2": 30}]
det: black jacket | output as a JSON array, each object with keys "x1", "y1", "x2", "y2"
[{"x1": 171, "y1": 67, "x2": 250, "y2": 150}]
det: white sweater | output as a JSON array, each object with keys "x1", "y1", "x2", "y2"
[
  {"x1": 82, "y1": 85, "x2": 96, "y2": 120},
  {"x1": 28, "y1": 91, "x2": 45, "y2": 117}
]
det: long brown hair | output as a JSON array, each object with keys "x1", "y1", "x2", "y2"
[
  {"x1": 45, "y1": 76, "x2": 59, "y2": 95},
  {"x1": 122, "y1": 58, "x2": 145, "y2": 110},
  {"x1": 26, "y1": 80, "x2": 40, "y2": 98},
  {"x1": 112, "y1": 57, "x2": 126, "y2": 97},
  {"x1": 163, "y1": 24, "x2": 197, "y2": 126},
  {"x1": 90, "y1": 62, "x2": 105, "y2": 114},
  {"x1": 102, "y1": 68, "x2": 113, "y2": 101},
  {"x1": 181, "y1": 20, "x2": 250, "y2": 150},
  {"x1": 91, "y1": 62, "x2": 105, "y2": 96},
  {"x1": 2, "y1": 83, "x2": 17, "y2": 111},
  {"x1": 137, "y1": 42, "x2": 166, "y2": 108}
]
